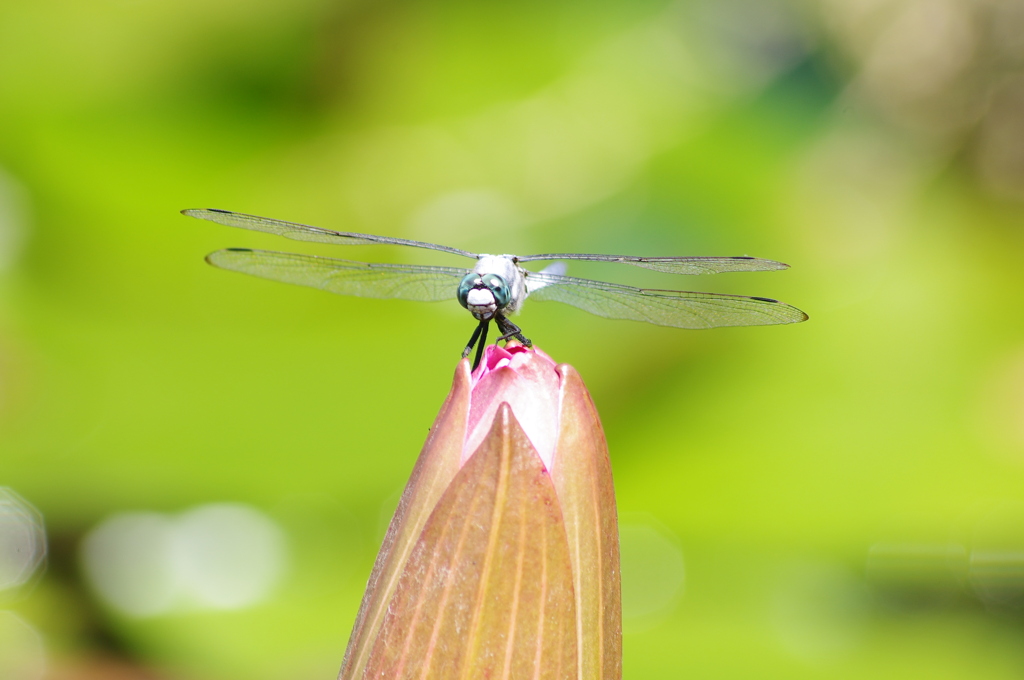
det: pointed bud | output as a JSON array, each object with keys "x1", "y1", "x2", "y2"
[{"x1": 339, "y1": 344, "x2": 621, "y2": 680}]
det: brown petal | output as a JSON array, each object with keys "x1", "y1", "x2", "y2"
[
  {"x1": 362, "y1": 403, "x2": 578, "y2": 680},
  {"x1": 339, "y1": 360, "x2": 473, "y2": 680},
  {"x1": 550, "y1": 364, "x2": 622, "y2": 680}
]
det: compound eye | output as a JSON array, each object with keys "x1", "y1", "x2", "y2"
[
  {"x1": 457, "y1": 273, "x2": 480, "y2": 309},
  {"x1": 481, "y1": 274, "x2": 511, "y2": 308}
]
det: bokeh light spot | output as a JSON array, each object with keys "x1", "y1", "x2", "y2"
[
  {"x1": 171, "y1": 503, "x2": 287, "y2": 610},
  {"x1": 0, "y1": 488, "x2": 47, "y2": 593},
  {"x1": 968, "y1": 503, "x2": 1024, "y2": 611},
  {"x1": 80, "y1": 512, "x2": 178, "y2": 618},
  {"x1": 81, "y1": 504, "x2": 287, "y2": 618}
]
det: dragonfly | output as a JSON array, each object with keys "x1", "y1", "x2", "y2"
[{"x1": 183, "y1": 208, "x2": 808, "y2": 368}]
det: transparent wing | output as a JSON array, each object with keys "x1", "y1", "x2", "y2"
[
  {"x1": 525, "y1": 270, "x2": 808, "y2": 328},
  {"x1": 185, "y1": 208, "x2": 479, "y2": 259},
  {"x1": 206, "y1": 249, "x2": 469, "y2": 302},
  {"x1": 517, "y1": 253, "x2": 789, "y2": 275}
]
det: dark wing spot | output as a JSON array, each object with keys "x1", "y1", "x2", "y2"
[
  {"x1": 750, "y1": 296, "x2": 778, "y2": 303},
  {"x1": 209, "y1": 208, "x2": 232, "y2": 214},
  {"x1": 225, "y1": 247, "x2": 253, "y2": 252},
  {"x1": 731, "y1": 256, "x2": 755, "y2": 260}
]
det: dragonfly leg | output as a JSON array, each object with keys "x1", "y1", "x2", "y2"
[
  {"x1": 473, "y1": 320, "x2": 489, "y2": 370},
  {"x1": 462, "y1": 321, "x2": 484, "y2": 359},
  {"x1": 495, "y1": 315, "x2": 532, "y2": 347}
]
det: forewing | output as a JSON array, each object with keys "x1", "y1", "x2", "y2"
[
  {"x1": 517, "y1": 253, "x2": 789, "y2": 275},
  {"x1": 207, "y1": 249, "x2": 468, "y2": 302},
  {"x1": 525, "y1": 271, "x2": 807, "y2": 328},
  {"x1": 185, "y1": 208, "x2": 478, "y2": 259}
]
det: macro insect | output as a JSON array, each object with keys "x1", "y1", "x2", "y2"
[{"x1": 183, "y1": 208, "x2": 808, "y2": 368}]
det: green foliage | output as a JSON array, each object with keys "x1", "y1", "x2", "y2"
[{"x1": 3, "y1": 0, "x2": 1024, "y2": 678}]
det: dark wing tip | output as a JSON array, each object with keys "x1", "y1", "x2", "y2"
[
  {"x1": 726, "y1": 256, "x2": 791, "y2": 270},
  {"x1": 205, "y1": 248, "x2": 252, "y2": 266},
  {"x1": 181, "y1": 208, "x2": 212, "y2": 218},
  {"x1": 750, "y1": 296, "x2": 809, "y2": 323},
  {"x1": 181, "y1": 208, "x2": 233, "y2": 218}
]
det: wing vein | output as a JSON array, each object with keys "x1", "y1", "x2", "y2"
[
  {"x1": 184, "y1": 208, "x2": 479, "y2": 259},
  {"x1": 524, "y1": 271, "x2": 807, "y2": 328},
  {"x1": 206, "y1": 249, "x2": 468, "y2": 303}
]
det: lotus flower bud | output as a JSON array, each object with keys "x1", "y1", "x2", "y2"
[{"x1": 339, "y1": 343, "x2": 621, "y2": 680}]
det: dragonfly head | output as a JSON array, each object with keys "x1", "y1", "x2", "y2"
[{"x1": 458, "y1": 272, "x2": 511, "y2": 320}]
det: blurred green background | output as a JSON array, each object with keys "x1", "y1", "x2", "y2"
[{"x1": 3, "y1": 0, "x2": 1024, "y2": 678}]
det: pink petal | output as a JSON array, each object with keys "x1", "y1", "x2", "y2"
[{"x1": 466, "y1": 344, "x2": 561, "y2": 469}]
